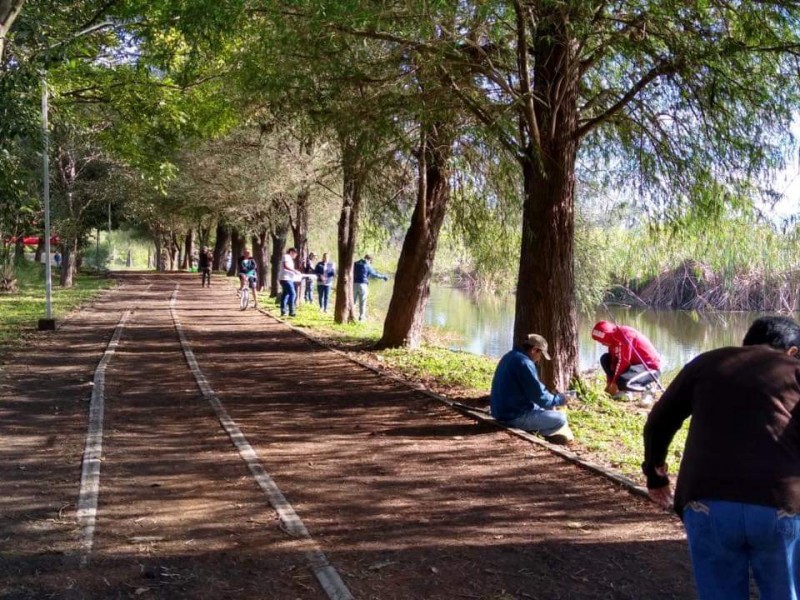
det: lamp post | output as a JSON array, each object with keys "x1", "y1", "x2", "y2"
[
  {"x1": 35, "y1": 21, "x2": 113, "y2": 331},
  {"x1": 38, "y1": 76, "x2": 55, "y2": 331}
]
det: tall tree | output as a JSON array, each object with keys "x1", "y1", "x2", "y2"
[
  {"x1": 320, "y1": 1, "x2": 800, "y2": 387},
  {"x1": 378, "y1": 122, "x2": 453, "y2": 347}
]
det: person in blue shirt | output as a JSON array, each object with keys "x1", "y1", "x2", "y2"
[
  {"x1": 353, "y1": 254, "x2": 388, "y2": 322},
  {"x1": 238, "y1": 249, "x2": 258, "y2": 308},
  {"x1": 490, "y1": 333, "x2": 574, "y2": 445},
  {"x1": 314, "y1": 252, "x2": 336, "y2": 313}
]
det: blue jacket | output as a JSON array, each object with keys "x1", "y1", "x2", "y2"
[
  {"x1": 353, "y1": 259, "x2": 387, "y2": 284},
  {"x1": 490, "y1": 348, "x2": 564, "y2": 421},
  {"x1": 238, "y1": 257, "x2": 257, "y2": 277},
  {"x1": 314, "y1": 261, "x2": 336, "y2": 285}
]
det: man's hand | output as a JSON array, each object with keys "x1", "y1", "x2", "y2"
[
  {"x1": 605, "y1": 382, "x2": 619, "y2": 396},
  {"x1": 557, "y1": 391, "x2": 575, "y2": 406},
  {"x1": 647, "y1": 466, "x2": 673, "y2": 509}
]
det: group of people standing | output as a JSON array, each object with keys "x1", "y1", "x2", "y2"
[
  {"x1": 200, "y1": 244, "x2": 391, "y2": 320},
  {"x1": 276, "y1": 248, "x2": 338, "y2": 317}
]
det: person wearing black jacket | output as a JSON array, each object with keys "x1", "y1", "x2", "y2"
[
  {"x1": 198, "y1": 246, "x2": 212, "y2": 287},
  {"x1": 643, "y1": 316, "x2": 800, "y2": 600}
]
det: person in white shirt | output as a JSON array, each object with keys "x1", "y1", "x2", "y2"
[{"x1": 278, "y1": 247, "x2": 300, "y2": 317}]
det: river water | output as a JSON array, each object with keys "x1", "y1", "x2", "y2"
[{"x1": 368, "y1": 282, "x2": 770, "y2": 373}]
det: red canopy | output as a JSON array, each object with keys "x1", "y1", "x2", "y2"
[{"x1": 9, "y1": 236, "x2": 60, "y2": 246}]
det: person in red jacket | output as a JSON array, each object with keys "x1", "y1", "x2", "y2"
[{"x1": 591, "y1": 320, "x2": 661, "y2": 396}]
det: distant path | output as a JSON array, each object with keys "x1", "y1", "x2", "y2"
[{"x1": 0, "y1": 272, "x2": 696, "y2": 599}]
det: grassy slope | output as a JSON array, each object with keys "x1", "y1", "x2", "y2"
[
  {"x1": 262, "y1": 297, "x2": 688, "y2": 482},
  {"x1": 0, "y1": 262, "x2": 114, "y2": 346}
]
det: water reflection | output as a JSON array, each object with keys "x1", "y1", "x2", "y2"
[{"x1": 370, "y1": 283, "x2": 773, "y2": 372}]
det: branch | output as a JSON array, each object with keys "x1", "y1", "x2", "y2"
[
  {"x1": 314, "y1": 179, "x2": 343, "y2": 200},
  {"x1": 575, "y1": 57, "x2": 681, "y2": 139},
  {"x1": 512, "y1": 0, "x2": 540, "y2": 150},
  {"x1": 443, "y1": 71, "x2": 520, "y2": 158}
]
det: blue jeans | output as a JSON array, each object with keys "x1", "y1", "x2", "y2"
[
  {"x1": 304, "y1": 279, "x2": 313, "y2": 302},
  {"x1": 280, "y1": 280, "x2": 296, "y2": 316},
  {"x1": 318, "y1": 284, "x2": 331, "y2": 311},
  {"x1": 504, "y1": 409, "x2": 566, "y2": 436},
  {"x1": 354, "y1": 283, "x2": 369, "y2": 321},
  {"x1": 683, "y1": 499, "x2": 800, "y2": 600}
]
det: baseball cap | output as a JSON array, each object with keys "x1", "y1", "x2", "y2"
[{"x1": 526, "y1": 333, "x2": 551, "y2": 360}]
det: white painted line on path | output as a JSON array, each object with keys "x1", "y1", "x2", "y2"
[
  {"x1": 77, "y1": 309, "x2": 132, "y2": 566},
  {"x1": 169, "y1": 286, "x2": 355, "y2": 600}
]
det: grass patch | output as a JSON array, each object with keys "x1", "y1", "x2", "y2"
[
  {"x1": 568, "y1": 377, "x2": 688, "y2": 476},
  {"x1": 0, "y1": 261, "x2": 113, "y2": 347},
  {"x1": 260, "y1": 290, "x2": 687, "y2": 482}
]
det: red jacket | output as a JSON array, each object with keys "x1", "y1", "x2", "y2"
[{"x1": 595, "y1": 324, "x2": 661, "y2": 384}]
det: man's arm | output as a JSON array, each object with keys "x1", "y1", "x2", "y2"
[
  {"x1": 516, "y1": 359, "x2": 563, "y2": 409},
  {"x1": 642, "y1": 361, "x2": 695, "y2": 503},
  {"x1": 612, "y1": 335, "x2": 633, "y2": 384},
  {"x1": 366, "y1": 264, "x2": 389, "y2": 281}
]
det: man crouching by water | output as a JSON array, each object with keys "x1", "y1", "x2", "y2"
[
  {"x1": 643, "y1": 316, "x2": 800, "y2": 600},
  {"x1": 490, "y1": 333, "x2": 574, "y2": 445}
]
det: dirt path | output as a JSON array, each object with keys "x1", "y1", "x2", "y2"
[{"x1": 1, "y1": 272, "x2": 696, "y2": 599}]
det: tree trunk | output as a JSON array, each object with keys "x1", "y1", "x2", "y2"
[
  {"x1": 251, "y1": 230, "x2": 268, "y2": 291},
  {"x1": 34, "y1": 237, "x2": 44, "y2": 263},
  {"x1": 60, "y1": 237, "x2": 78, "y2": 288},
  {"x1": 334, "y1": 137, "x2": 366, "y2": 324},
  {"x1": 212, "y1": 222, "x2": 230, "y2": 271},
  {"x1": 269, "y1": 222, "x2": 289, "y2": 298},
  {"x1": 172, "y1": 232, "x2": 181, "y2": 271},
  {"x1": 181, "y1": 229, "x2": 193, "y2": 270},
  {"x1": 153, "y1": 231, "x2": 167, "y2": 272},
  {"x1": 513, "y1": 22, "x2": 580, "y2": 390},
  {"x1": 378, "y1": 125, "x2": 451, "y2": 348},
  {"x1": 0, "y1": 0, "x2": 25, "y2": 66},
  {"x1": 198, "y1": 225, "x2": 211, "y2": 249},
  {"x1": 228, "y1": 227, "x2": 243, "y2": 276},
  {"x1": 291, "y1": 189, "x2": 310, "y2": 261},
  {"x1": 13, "y1": 235, "x2": 24, "y2": 264}
]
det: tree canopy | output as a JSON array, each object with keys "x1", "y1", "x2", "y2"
[{"x1": 3, "y1": 0, "x2": 800, "y2": 385}]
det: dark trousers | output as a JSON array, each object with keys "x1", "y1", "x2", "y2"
[
  {"x1": 200, "y1": 268, "x2": 211, "y2": 286},
  {"x1": 304, "y1": 279, "x2": 313, "y2": 302},
  {"x1": 600, "y1": 353, "x2": 660, "y2": 391}
]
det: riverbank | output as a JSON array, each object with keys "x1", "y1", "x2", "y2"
[
  {"x1": 0, "y1": 262, "x2": 114, "y2": 347},
  {"x1": 263, "y1": 299, "x2": 688, "y2": 482}
]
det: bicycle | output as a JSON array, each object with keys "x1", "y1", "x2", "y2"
[{"x1": 239, "y1": 274, "x2": 257, "y2": 310}]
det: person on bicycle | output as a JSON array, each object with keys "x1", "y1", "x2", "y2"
[{"x1": 238, "y1": 249, "x2": 258, "y2": 308}]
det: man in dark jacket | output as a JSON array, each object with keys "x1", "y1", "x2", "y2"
[
  {"x1": 643, "y1": 316, "x2": 800, "y2": 600},
  {"x1": 198, "y1": 246, "x2": 212, "y2": 287},
  {"x1": 352, "y1": 254, "x2": 388, "y2": 322}
]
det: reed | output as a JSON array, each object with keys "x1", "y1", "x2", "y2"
[{"x1": 599, "y1": 215, "x2": 800, "y2": 311}]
